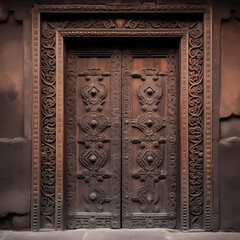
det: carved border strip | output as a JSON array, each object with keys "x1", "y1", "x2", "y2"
[
  {"x1": 55, "y1": 31, "x2": 64, "y2": 230},
  {"x1": 32, "y1": 7, "x2": 41, "y2": 230},
  {"x1": 32, "y1": 5, "x2": 212, "y2": 231},
  {"x1": 203, "y1": 7, "x2": 212, "y2": 231},
  {"x1": 59, "y1": 30, "x2": 186, "y2": 37},
  {"x1": 39, "y1": 21, "x2": 57, "y2": 229},
  {"x1": 188, "y1": 20, "x2": 204, "y2": 229},
  {"x1": 65, "y1": 52, "x2": 77, "y2": 229},
  {"x1": 180, "y1": 33, "x2": 189, "y2": 231},
  {"x1": 34, "y1": 4, "x2": 210, "y2": 13},
  {"x1": 121, "y1": 50, "x2": 132, "y2": 228}
]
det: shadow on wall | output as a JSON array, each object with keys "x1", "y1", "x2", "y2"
[
  {"x1": 220, "y1": 11, "x2": 240, "y2": 232},
  {"x1": 0, "y1": 12, "x2": 30, "y2": 230}
]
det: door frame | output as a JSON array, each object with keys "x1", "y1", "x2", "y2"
[{"x1": 31, "y1": 4, "x2": 212, "y2": 231}]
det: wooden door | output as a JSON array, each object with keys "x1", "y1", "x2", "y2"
[{"x1": 65, "y1": 41, "x2": 178, "y2": 229}]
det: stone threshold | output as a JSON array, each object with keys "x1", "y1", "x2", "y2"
[{"x1": 1, "y1": 229, "x2": 240, "y2": 240}]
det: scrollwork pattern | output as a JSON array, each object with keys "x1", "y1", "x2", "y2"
[
  {"x1": 47, "y1": 17, "x2": 197, "y2": 30},
  {"x1": 188, "y1": 23, "x2": 204, "y2": 229},
  {"x1": 40, "y1": 25, "x2": 56, "y2": 228}
]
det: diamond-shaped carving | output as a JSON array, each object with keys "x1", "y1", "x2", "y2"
[
  {"x1": 89, "y1": 86, "x2": 99, "y2": 97},
  {"x1": 136, "y1": 69, "x2": 162, "y2": 111},
  {"x1": 145, "y1": 118, "x2": 154, "y2": 128},
  {"x1": 135, "y1": 112, "x2": 165, "y2": 133},
  {"x1": 144, "y1": 154, "x2": 155, "y2": 164},
  {"x1": 80, "y1": 149, "x2": 107, "y2": 170},
  {"x1": 80, "y1": 69, "x2": 109, "y2": 111},
  {"x1": 137, "y1": 150, "x2": 162, "y2": 171},
  {"x1": 79, "y1": 113, "x2": 109, "y2": 134},
  {"x1": 144, "y1": 87, "x2": 155, "y2": 97}
]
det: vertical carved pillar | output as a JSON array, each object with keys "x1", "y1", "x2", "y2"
[
  {"x1": 188, "y1": 22, "x2": 204, "y2": 230},
  {"x1": 65, "y1": 53, "x2": 77, "y2": 229},
  {"x1": 40, "y1": 23, "x2": 57, "y2": 229}
]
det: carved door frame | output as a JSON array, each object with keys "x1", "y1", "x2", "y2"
[{"x1": 32, "y1": 4, "x2": 212, "y2": 231}]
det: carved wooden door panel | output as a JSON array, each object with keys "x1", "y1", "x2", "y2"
[
  {"x1": 65, "y1": 49, "x2": 122, "y2": 229},
  {"x1": 65, "y1": 46, "x2": 178, "y2": 229},
  {"x1": 121, "y1": 50, "x2": 178, "y2": 228}
]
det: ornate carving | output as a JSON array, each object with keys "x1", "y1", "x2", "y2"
[
  {"x1": 122, "y1": 51, "x2": 178, "y2": 229},
  {"x1": 188, "y1": 22, "x2": 204, "y2": 229},
  {"x1": 40, "y1": 24, "x2": 56, "y2": 228},
  {"x1": 203, "y1": 7, "x2": 212, "y2": 232},
  {"x1": 65, "y1": 53, "x2": 78, "y2": 228},
  {"x1": 35, "y1": 5, "x2": 209, "y2": 13},
  {"x1": 48, "y1": 18, "x2": 116, "y2": 29},
  {"x1": 32, "y1": 6, "x2": 41, "y2": 231},
  {"x1": 33, "y1": 5, "x2": 212, "y2": 231},
  {"x1": 59, "y1": 30, "x2": 185, "y2": 38},
  {"x1": 121, "y1": 50, "x2": 133, "y2": 228},
  {"x1": 124, "y1": 19, "x2": 194, "y2": 29},
  {"x1": 166, "y1": 50, "x2": 178, "y2": 229},
  {"x1": 77, "y1": 69, "x2": 111, "y2": 213},
  {"x1": 47, "y1": 16, "x2": 198, "y2": 31},
  {"x1": 65, "y1": 52, "x2": 121, "y2": 229},
  {"x1": 131, "y1": 69, "x2": 166, "y2": 213},
  {"x1": 109, "y1": 50, "x2": 122, "y2": 228},
  {"x1": 67, "y1": 214, "x2": 113, "y2": 228},
  {"x1": 79, "y1": 69, "x2": 109, "y2": 111},
  {"x1": 133, "y1": 69, "x2": 163, "y2": 111}
]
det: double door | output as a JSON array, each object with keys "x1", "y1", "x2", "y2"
[{"x1": 64, "y1": 40, "x2": 178, "y2": 229}]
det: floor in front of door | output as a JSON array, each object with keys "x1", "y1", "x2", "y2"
[{"x1": 1, "y1": 229, "x2": 240, "y2": 240}]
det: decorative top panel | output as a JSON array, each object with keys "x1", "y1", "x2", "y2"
[{"x1": 47, "y1": 17, "x2": 197, "y2": 30}]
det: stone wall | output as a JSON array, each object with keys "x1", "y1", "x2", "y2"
[{"x1": 219, "y1": 11, "x2": 240, "y2": 231}]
